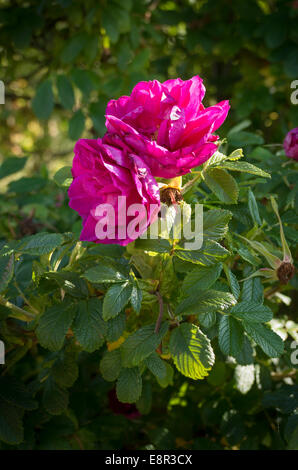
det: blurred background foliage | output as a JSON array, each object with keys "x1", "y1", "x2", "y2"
[{"x1": 0, "y1": 0, "x2": 297, "y2": 178}]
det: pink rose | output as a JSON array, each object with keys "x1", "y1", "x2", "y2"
[
  {"x1": 103, "y1": 76, "x2": 230, "y2": 178},
  {"x1": 68, "y1": 139, "x2": 160, "y2": 245},
  {"x1": 284, "y1": 128, "x2": 298, "y2": 161}
]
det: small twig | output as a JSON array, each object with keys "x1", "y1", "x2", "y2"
[
  {"x1": 0, "y1": 296, "x2": 36, "y2": 320},
  {"x1": 14, "y1": 280, "x2": 39, "y2": 314},
  {"x1": 154, "y1": 291, "x2": 164, "y2": 334}
]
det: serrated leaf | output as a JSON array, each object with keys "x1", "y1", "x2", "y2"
[
  {"x1": 241, "y1": 276, "x2": 264, "y2": 303},
  {"x1": 198, "y1": 311, "x2": 217, "y2": 329},
  {"x1": 131, "y1": 282, "x2": 143, "y2": 314},
  {"x1": 182, "y1": 263, "x2": 222, "y2": 294},
  {"x1": 73, "y1": 298, "x2": 107, "y2": 352},
  {"x1": 121, "y1": 322, "x2": 168, "y2": 367},
  {"x1": 16, "y1": 232, "x2": 64, "y2": 255},
  {"x1": 243, "y1": 322, "x2": 284, "y2": 357},
  {"x1": 234, "y1": 335, "x2": 254, "y2": 365},
  {"x1": 103, "y1": 281, "x2": 132, "y2": 321},
  {"x1": 53, "y1": 166, "x2": 72, "y2": 188},
  {"x1": 174, "y1": 240, "x2": 229, "y2": 267},
  {"x1": 223, "y1": 265, "x2": 240, "y2": 300},
  {"x1": 0, "y1": 254, "x2": 14, "y2": 293},
  {"x1": 169, "y1": 323, "x2": 215, "y2": 380},
  {"x1": 83, "y1": 262, "x2": 128, "y2": 284},
  {"x1": 36, "y1": 303, "x2": 76, "y2": 351},
  {"x1": 203, "y1": 209, "x2": 232, "y2": 241},
  {"x1": 220, "y1": 161, "x2": 270, "y2": 178},
  {"x1": 100, "y1": 349, "x2": 122, "y2": 382},
  {"x1": 203, "y1": 168, "x2": 239, "y2": 204},
  {"x1": 218, "y1": 315, "x2": 244, "y2": 357},
  {"x1": 248, "y1": 189, "x2": 262, "y2": 226},
  {"x1": 116, "y1": 367, "x2": 142, "y2": 403},
  {"x1": 106, "y1": 312, "x2": 126, "y2": 343},
  {"x1": 144, "y1": 352, "x2": 167, "y2": 382},
  {"x1": 176, "y1": 290, "x2": 236, "y2": 315},
  {"x1": 230, "y1": 302, "x2": 273, "y2": 323}
]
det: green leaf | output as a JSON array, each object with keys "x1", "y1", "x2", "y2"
[
  {"x1": 130, "y1": 282, "x2": 143, "y2": 314},
  {"x1": 144, "y1": 352, "x2": 167, "y2": 382},
  {"x1": 220, "y1": 161, "x2": 270, "y2": 179},
  {"x1": 218, "y1": 315, "x2": 244, "y2": 357},
  {"x1": 116, "y1": 367, "x2": 142, "y2": 403},
  {"x1": 176, "y1": 289, "x2": 236, "y2": 315},
  {"x1": 136, "y1": 381, "x2": 152, "y2": 415},
  {"x1": 56, "y1": 75, "x2": 75, "y2": 110},
  {"x1": 16, "y1": 232, "x2": 64, "y2": 255},
  {"x1": 182, "y1": 264, "x2": 222, "y2": 294},
  {"x1": 8, "y1": 177, "x2": 46, "y2": 194},
  {"x1": 36, "y1": 303, "x2": 76, "y2": 351},
  {"x1": 169, "y1": 323, "x2": 215, "y2": 380},
  {"x1": 198, "y1": 311, "x2": 217, "y2": 329},
  {"x1": 100, "y1": 349, "x2": 122, "y2": 382},
  {"x1": 203, "y1": 209, "x2": 232, "y2": 241},
  {"x1": 243, "y1": 322, "x2": 284, "y2": 358},
  {"x1": 60, "y1": 34, "x2": 86, "y2": 63},
  {"x1": 42, "y1": 378, "x2": 69, "y2": 415},
  {"x1": 134, "y1": 238, "x2": 171, "y2": 253},
  {"x1": 73, "y1": 298, "x2": 107, "y2": 352},
  {"x1": 174, "y1": 241, "x2": 229, "y2": 267},
  {"x1": 203, "y1": 168, "x2": 239, "y2": 204},
  {"x1": 103, "y1": 281, "x2": 132, "y2": 321},
  {"x1": 223, "y1": 265, "x2": 240, "y2": 300},
  {"x1": 53, "y1": 166, "x2": 72, "y2": 188},
  {"x1": 68, "y1": 110, "x2": 85, "y2": 140},
  {"x1": 0, "y1": 254, "x2": 14, "y2": 293},
  {"x1": 230, "y1": 302, "x2": 273, "y2": 323},
  {"x1": 52, "y1": 352, "x2": 79, "y2": 388},
  {"x1": 32, "y1": 79, "x2": 54, "y2": 120},
  {"x1": 241, "y1": 276, "x2": 264, "y2": 304},
  {"x1": 248, "y1": 189, "x2": 262, "y2": 226},
  {"x1": 121, "y1": 322, "x2": 168, "y2": 367},
  {"x1": 83, "y1": 261, "x2": 128, "y2": 284},
  {"x1": 0, "y1": 156, "x2": 27, "y2": 179},
  {"x1": 234, "y1": 335, "x2": 254, "y2": 365},
  {"x1": 106, "y1": 312, "x2": 126, "y2": 342},
  {"x1": 0, "y1": 399, "x2": 23, "y2": 445}
]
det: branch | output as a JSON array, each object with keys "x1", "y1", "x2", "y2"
[{"x1": 154, "y1": 290, "x2": 164, "y2": 334}]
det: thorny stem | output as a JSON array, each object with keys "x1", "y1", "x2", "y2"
[{"x1": 154, "y1": 290, "x2": 164, "y2": 334}]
